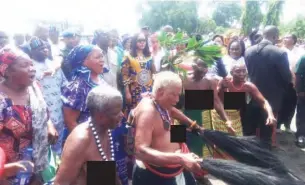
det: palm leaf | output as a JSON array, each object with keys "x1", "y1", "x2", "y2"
[{"x1": 157, "y1": 31, "x2": 223, "y2": 78}]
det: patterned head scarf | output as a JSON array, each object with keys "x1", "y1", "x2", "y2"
[
  {"x1": 0, "y1": 47, "x2": 20, "y2": 77},
  {"x1": 67, "y1": 45, "x2": 95, "y2": 82}
]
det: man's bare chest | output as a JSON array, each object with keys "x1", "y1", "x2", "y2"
[
  {"x1": 151, "y1": 120, "x2": 180, "y2": 150},
  {"x1": 184, "y1": 78, "x2": 211, "y2": 90}
]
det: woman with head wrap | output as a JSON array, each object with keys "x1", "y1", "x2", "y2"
[
  {"x1": 0, "y1": 46, "x2": 57, "y2": 184},
  {"x1": 61, "y1": 45, "x2": 129, "y2": 185},
  {"x1": 61, "y1": 45, "x2": 105, "y2": 132}
]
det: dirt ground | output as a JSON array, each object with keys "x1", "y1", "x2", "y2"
[{"x1": 208, "y1": 113, "x2": 305, "y2": 185}]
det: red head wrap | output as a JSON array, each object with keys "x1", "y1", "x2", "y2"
[{"x1": 0, "y1": 47, "x2": 20, "y2": 77}]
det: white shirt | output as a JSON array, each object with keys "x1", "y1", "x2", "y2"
[
  {"x1": 283, "y1": 46, "x2": 305, "y2": 71},
  {"x1": 102, "y1": 48, "x2": 118, "y2": 89},
  {"x1": 48, "y1": 39, "x2": 61, "y2": 57},
  {"x1": 152, "y1": 49, "x2": 165, "y2": 72}
]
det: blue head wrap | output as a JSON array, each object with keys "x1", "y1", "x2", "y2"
[{"x1": 67, "y1": 45, "x2": 95, "y2": 82}]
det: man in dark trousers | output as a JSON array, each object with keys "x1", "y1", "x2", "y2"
[{"x1": 244, "y1": 25, "x2": 292, "y2": 148}]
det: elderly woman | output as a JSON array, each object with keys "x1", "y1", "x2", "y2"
[{"x1": 0, "y1": 47, "x2": 57, "y2": 184}]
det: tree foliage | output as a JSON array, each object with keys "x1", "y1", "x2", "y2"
[
  {"x1": 241, "y1": 1, "x2": 263, "y2": 36},
  {"x1": 263, "y1": 0, "x2": 284, "y2": 26},
  {"x1": 196, "y1": 18, "x2": 217, "y2": 34},
  {"x1": 139, "y1": 1, "x2": 199, "y2": 34},
  {"x1": 158, "y1": 31, "x2": 222, "y2": 77},
  {"x1": 279, "y1": 16, "x2": 305, "y2": 38},
  {"x1": 212, "y1": 2, "x2": 242, "y2": 27},
  {"x1": 292, "y1": 16, "x2": 305, "y2": 38}
]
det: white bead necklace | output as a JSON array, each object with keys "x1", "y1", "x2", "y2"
[{"x1": 89, "y1": 122, "x2": 115, "y2": 161}]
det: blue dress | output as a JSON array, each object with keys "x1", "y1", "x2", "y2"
[{"x1": 112, "y1": 118, "x2": 129, "y2": 185}]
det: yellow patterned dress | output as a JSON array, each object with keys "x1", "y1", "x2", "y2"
[
  {"x1": 184, "y1": 109, "x2": 243, "y2": 159},
  {"x1": 121, "y1": 54, "x2": 154, "y2": 115}
]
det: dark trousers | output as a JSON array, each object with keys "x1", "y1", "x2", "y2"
[
  {"x1": 296, "y1": 97, "x2": 305, "y2": 138},
  {"x1": 241, "y1": 101, "x2": 273, "y2": 147},
  {"x1": 277, "y1": 85, "x2": 297, "y2": 129}
]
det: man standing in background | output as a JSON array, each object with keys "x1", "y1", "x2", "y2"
[
  {"x1": 245, "y1": 25, "x2": 292, "y2": 148},
  {"x1": 277, "y1": 34, "x2": 304, "y2": 132}
]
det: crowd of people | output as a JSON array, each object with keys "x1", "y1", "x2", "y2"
[{"x1": 0, "y1": 23, "x2": 304, "y2": 185}]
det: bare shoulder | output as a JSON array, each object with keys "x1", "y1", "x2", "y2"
[
  {"x1": 137, "y1": 98, "x2": 156, "y2": 113},
  {"x1": 206, "y1": 76, "x2": 219, "y2": 88},
  {"x1": 65, "y1": 123, "x2": 91, "y2": 152},
  {"x1": 243, "y1": 81, "x2": 256, "y2": 90},
  {"x1": 135, "y1": 98, "x2": 158, "y2": 127}
]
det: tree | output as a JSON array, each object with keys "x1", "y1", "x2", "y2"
[
  {"x1": 215, "y1": 26, "x2": 227, "y2": 35},
  {"x1": 292, "y1": 16, "x2": 305, "y2": 38},
  {"x1": 279, "y1": 16, "x2": 305, "y2": 38},
  {"x1": 263, "y1": 0, "x2": 284, "y2": 26},
  {"x1": 241, "y1": 1, "x2": 263, "y2": 36},
  {"x1": 212, "y1": 2, "x2": 242, "y2": 27},
  {"x1": 196, "y1": 17, "x2": 217, "y2": 34},
  {"x1": 138, "y1": 1, "x2": 199, "y2": 34}
]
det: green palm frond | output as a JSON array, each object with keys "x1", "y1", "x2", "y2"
[{"x1": 158, "y1": 31, "x2": 223, "y2": 79}]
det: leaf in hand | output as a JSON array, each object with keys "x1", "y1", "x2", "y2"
[{"x1": 186, "y1": 37, "x2": 198, "y2": 50}]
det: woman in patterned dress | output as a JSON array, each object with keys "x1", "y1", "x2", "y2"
[
  {"x1": 121, "y1": 33, "x2": 156, "y2": 116},
  {"x1": 0, "y1": 46, "x2": 58, "y2": 184}
]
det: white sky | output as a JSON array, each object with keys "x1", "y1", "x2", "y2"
[{"x1": 1, "y1": 0, "x2": 304, "y2": 36}]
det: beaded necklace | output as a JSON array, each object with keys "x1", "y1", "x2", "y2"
[
  {"x1": 89, "y1": 122, "x2": 115, "y2": 161},
  {"x1": 153, "y1": 100, "x2": 171, "y2": 130}
]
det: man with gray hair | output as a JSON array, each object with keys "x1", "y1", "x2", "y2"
[
  {"x1": 54, "y1": 85, "x2": 123, "y2": 185},
  {"x1": 132, "y1": 71, "x2": 204, "y2": 185}
]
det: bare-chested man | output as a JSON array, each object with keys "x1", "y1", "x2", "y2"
[
  {"x1": 132, "y1": 71, "x2": 204, "y2": 185},
  {"x1": 54, "y1": 86, "x2": 124, "y2": 185},
  {"x1": 183, "y1": 58, "x2": 234, "y2": 135}
]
